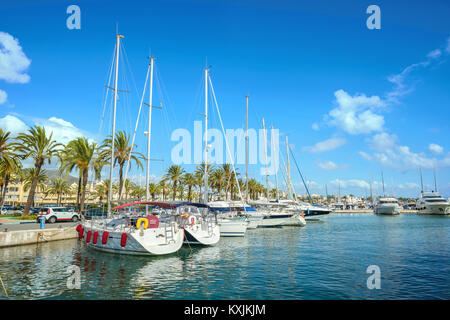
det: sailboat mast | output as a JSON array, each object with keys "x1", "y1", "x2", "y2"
[
  {"x1": 145, "y1": 57, "x2": 155, "y2": 212},
  {"x1": 271, "y1": 125, "x2": 279, "y2": 201},
  {"x1": 433, "y1": 167, "x2": 438, "y2": 192},
  {"x1": 203, "y1": 67, "x2": 209, "y2": 204},
  {"x1": 286, "y1": 136, "x2": 291, "y2": 199},
  {"x1": 108, "y1": 33, "x2": 123, "y2": 215},
  {"x1": 420, "y1": 168, "x2": 424, "y2": 193},
  {"x1": 245, "y1": 95, "x2": 249, "y2": 203},
  {"x1": 262, "y1": 118, "x2": 269, "y2": 201}
]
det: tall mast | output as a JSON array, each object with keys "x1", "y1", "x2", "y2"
[
  {"x1": 262, "y1": 118, "x2": 269, "y2": 201},
  {"x1": 381, "y1": 170, "x2": 385, "y2": 197},
  {"x1": 145, "y1": 57, "x2": 155, "y2": 213},
  {"x1": 419, "y1": 168, "x2": 424, "y2": 193},
  {"x1": 271, "y1": 125, "x2": 279, "y2": 201},
  {"x1": 286, "y1": 136, "x2": 291, "y2": 199},
  {"x1": 108, "y1": 33, "x2": 123, "y2": 215},
  {"x1": 245, "y1": 95, "x2": 249, "y2": 203},
  {"x1": 433, "y1": 167, "x2": 438, "y2": 192},
  {"x1": 203, "y1": 67, "x2": 209, "y2": 204}
]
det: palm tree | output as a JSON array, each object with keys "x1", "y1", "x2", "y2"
[
  {"x1": 182, "y1": 173, "x2": 196, "y2": 201},
  {"x1": 158, "y1": 179, "x2": 169, "y2": 201},
  {"x1": 94, "y1": 183, "x2": 107, "y2": 204},
  {"x1": 0, "y1": 156, "x2": 22, "y2": 208},
  {"x1": 22, "y1": 167, "x2": 49, "y2": 207},
  {"x1": 123, "y1": 179, "x2": 135, "y2": 200},
  {"x1": 195, "y1": 162, "x2": 214, "y2": 201},
  {"x1": 48, "y1": 177, "x2": 71, "y2": 205},
  {"x1": 100, "y1": 131, "x2": 144, "y2": 200},
  {"x1": 164, "y1": 165, "x2": 185, "y2": 201},
  {"x1": 59, "y1": 137, "x2": 97, "y2": 212},
  {"x1": 14, "y1": 126, "x2": 62, "y2": 215},
  {"x1": 148, "y1": 182, "x2": 159, "y2": 200}
]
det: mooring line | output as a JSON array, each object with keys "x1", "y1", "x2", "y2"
[{"x1": 0, "y1": 274, "x2": 8, "y2": 298}]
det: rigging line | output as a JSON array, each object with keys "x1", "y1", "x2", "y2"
[
  {"x1": 156, "y1": 66, "x2": 179, "y2": 129},
  {"x1": 123, "y1": 61, "x2": 151, "y2": 187},
  {"x1": 98, "y1": 43, "x2": 117, "y2": 143},
  {"x1": 208, "y1": 75, "x2": 245, "y2": 204},
  {"x1": 288, "y1": 145, "x2": 314, "y2": 204}
]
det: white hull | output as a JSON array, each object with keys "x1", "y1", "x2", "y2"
[
  {"x1": 282, "y1": 213, "x2": 307, "y2": 226},
  {"x1": 257, "y1": 214, "x2": 292, "y2": 228},
  {"x1": 183, "y1": 224, "x2": 220, "y2": 245},
  {"x1": 418, "y1": 204, "x2": 450, "y2": 215},
  {"x1": 81, "y1": 221, "x2": 184, "y2": 256},
  {"x1": 246, "y1": 216, "x2": 264, "y2": 229},
  {"x1": 374, "y1": 205, "x2": 401, "y2": 215},
  {"x1": 217, "y1": 219, "x2": 247, "y2": 237}
]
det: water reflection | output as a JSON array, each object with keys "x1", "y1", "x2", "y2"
[{"x1": 0, "y1": 214, "x2": 449, "y2": 299}]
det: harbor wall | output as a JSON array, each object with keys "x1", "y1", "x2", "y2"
[{"x1": 0, "y1": 227, "x2": 77, "y2": 248}]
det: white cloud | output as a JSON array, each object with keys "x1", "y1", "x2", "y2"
[
  {"x1": 446, "y1": 36, "x2": 450, "y2": 53},
  {"x1": 302, "y1": 137, "x2": 346, "y2": 153},
  {"x1": 427, "y1": 49, "x2": 442, "y2": 59},
  {"x1": 368, "y1": 132, "x2": 398, "y2": 151},
  {"x1": 0, "y1": 114, "x2": 27, "y2": 135},
  {"x1": 34, "y1": 116, "x2": 94, "y2": 145},
  {"x1": 0, "y1": 31, "x2": 31, "y2": 84},
  {"x1": 0, "y1": 89, "x2": 7, "y2": 104},
  {"x1": 316, "y1": 160, "x2": 347, "y2": 171},
  {"x1": 329, "y1": 179, "x2": 371, "y2": 190},
  {"x1": 358, "y1": 151, "x2": 372, "y2": 161},
  {"x1": 326, "y1": 89, "x2": 386, "y2": 135},
  {"x1": 429, "y1": 143, "x2": 443, "y2": 155},
  {"x1": 311, "y1": 123, "x2": 319, "y2": 131}
]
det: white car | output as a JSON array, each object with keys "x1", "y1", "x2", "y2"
[{"x1": 37, "y1": 207, "x2": 80, "y2": 223}]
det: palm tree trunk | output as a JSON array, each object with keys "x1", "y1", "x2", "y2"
[
  {"x1": 76, "y1": 175, "x2": 81, "y2": 211},
  {"x1": 0, "y1": 175, "x2": 10, "y2": 208},
  {"x1": 172, "y1": 181, "x2": 177, "y2": 201},
  {"x1": 118, "y1": 164, "x2": 124, "y2": 200},
  {"x1": 23, "y1": 165, "x2": 41, "y2": 216},
  {"x1": 80, "y1": 168, "x2": 88, "y2": 212}
]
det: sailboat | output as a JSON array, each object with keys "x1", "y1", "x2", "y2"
[{"x1": 79, "y1": 34, "x2": 184, "y2": 255}]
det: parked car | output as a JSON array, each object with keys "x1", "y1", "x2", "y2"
[
  {"x1": 37, "y1": 207, "x2": 80, "y2": 223},
  {"x1": 81, "y1": 207, "x2": 107, "y2": 220}
]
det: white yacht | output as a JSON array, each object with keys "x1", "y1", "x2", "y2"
[
  {"x1": 416, "y1": 191, "x2": 450, "y2": 215},
  {"x1": 374, "y1": 197, "x2": 401, "y2": 215},
  {"x1": 249, "y1": 200, "x2": 305, "y2": 227},
  {"x1": 208, "y1": 201, "x2": 248, "y2": 237},
  {"x1": 79, "y1": 201, "x2": 184, "y2": 256}
]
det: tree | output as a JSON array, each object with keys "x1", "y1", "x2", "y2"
[
  {"x1": 59, "y1": 137, "x2": 97, "y2": 212},
  {"x1": 48, "y1": 177, "x2": 71, "y2": 206},
  {"x1": 164, "y1": 165, "x2": 185, "y2": 201},
  {"x1": 22, "y1": 167, "x2": 49, "y2": 207},
  {"x1": 182, "y1": 173, "x2": 196, "y2": 202},
  {"x1": 148, "y1": 182, "x2": 159, "y2": 200},
  {"x1": 100, "y1": 131, "x2": 144, "y2": 200},
  {"x1": 0, "y1": 129, "x2": 23, "y2": 208},
  {"x1": 14, "y1": 126, "x2": 62, "y2": 215}
]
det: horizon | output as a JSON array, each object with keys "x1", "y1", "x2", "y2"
[{"x1": 1, "y1": 0, "x2": 450, "y2": 198}]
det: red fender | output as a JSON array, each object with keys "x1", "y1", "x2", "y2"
[
  {"x1": 86, "y1": 230, "x2": 92, "y2": 243},
  {"x1": 102, "y1": 231, "x2": 109, "y2": 245},
  {"x1": 93, "y1": 231, "x2": 98, "y2": 244},
  {"x1": 77, "y1": 225, "x2": 84, "y2": 239},
  {"x1": 120, "y1": 233, "x2": 127, "y2": 247}
]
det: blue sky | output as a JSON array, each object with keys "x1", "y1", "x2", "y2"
[{"x1": 1, "y1": 0, "x2": 449, "y2": 198}]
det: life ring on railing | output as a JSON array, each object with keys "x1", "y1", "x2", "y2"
[
  {"x1": 136, "y1": 218, "x2": 149, "y2": 230},
  {"x1": 189, "y1": 215, "x2": 197, "y2": 227},
  {"x1": 180, "y1": 212, "x2": 190, "y2": 219}
]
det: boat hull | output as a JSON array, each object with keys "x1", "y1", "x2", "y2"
[
  {"x1": 374, "y1": 205, "x2": 401, "y2": 215},
  {"x1": 183, "y1": 224, "x2": 220, "y2": 245},
  {"x1": 81, "y1": 223, "x2": 184, "y2": 256},
  {"x1": 218, "y1": 220, "x2": 247, "y2": 237},
  {"x1": 282, "y1": 213, "x2": 307, "y2": 227},
  {"x1": 257, "y1": 214, "x2": 292, "y2": 228},
  {"x1": 418, "y1": 204, "x2": 450, "y2": 215}
]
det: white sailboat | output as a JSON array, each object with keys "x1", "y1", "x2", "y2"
[{"x1": 79, "y1": 34, "x2": 184, "y2": 256}]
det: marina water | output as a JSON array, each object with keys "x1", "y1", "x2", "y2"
[{"x1": 0, "y1": 213, "x2": 449, "y2": 299}]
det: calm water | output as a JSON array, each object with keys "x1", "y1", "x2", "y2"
[{"x1": 0, "y1": 213, "x2": 449, "y2": 300}]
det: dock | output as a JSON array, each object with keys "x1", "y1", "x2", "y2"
[{"x1": 0, "y1": 223, "x2": 77, "y2": 248}]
